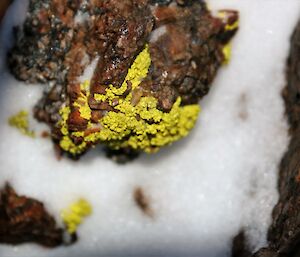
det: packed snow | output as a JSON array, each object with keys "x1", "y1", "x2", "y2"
[{"x1": 0, "y1": 1, "x2": 299, "y2": 256}]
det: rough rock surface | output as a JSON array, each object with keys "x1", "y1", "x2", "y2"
[
  {"x1": 8, "y1": 0, "x2": 238, "y2": 160},
  {"x1": 0, "y1": 184, "x2": 65, "y2": 247},
  {"x1": 266, "y1": 18, "x2": 300, "y2": 257},
  {"x1": 232, "y1": 18, "x2": 300, "y2": 257}
]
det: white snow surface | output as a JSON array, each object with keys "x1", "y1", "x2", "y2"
[{"x1": 0, "y1": 1, "x2": 299, "y2": 256}]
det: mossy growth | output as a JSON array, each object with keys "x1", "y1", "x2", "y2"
[
  {"x1": 58, "y1": 45, "x2": 200, "y2": 156},
  {"x1": 8, "y1": 110, "x2": 35, "y2": 138},
  {"x1": 61, "y1": 199, "x2": 92, "y2": 234}
]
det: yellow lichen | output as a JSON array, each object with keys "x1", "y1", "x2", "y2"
[
  {"x1": 58, "y1": 45, "x2": 200, "y2": 155},
  {"x1": 222, "y1": 43, "x2": 232, "y2": 65},
  {"x1": 58, "y1": 106, "x2": 89, "y2": 155},
  {"x1": 74, "y1": 91, "x2": 91, "y2": 120},
  {"x1": 8, "y1": 110, "x2": 35, "y2": 138},
  {"x1": 94, "y1": 44, "x2": 151, "y2": 104},
  {"x1": 225, "y1": 20, "x2": 239, "y2": 31},
  {"x1": 218, "y1": 11, "x2": 239, "y2": 32},
  {"x1": 218, "y1": 11, "x2": 239, "y2": 65},
  {"x1": 59, "y1": 106, "x2": 71, "y2": 136},
  {"x1": 60, "y1": 135, "x2": 87, "y2": 155},
  {"x1": 61, "y1": 198, "x2": 92, "y2": 234}
]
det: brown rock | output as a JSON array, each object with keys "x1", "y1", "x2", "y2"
[{"x1": 0, "y1": 184, "x2": 65, "y2": 247}]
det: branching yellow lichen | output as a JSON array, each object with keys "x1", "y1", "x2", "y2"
[
  {"x1": 82, "y1": 96, "x2": 199, "y2": 153},
  {"x1": 61, "y1": 198, "x2": 92, "y2": 234},
  {"x1": 74, "y1": 91, "x2": 91, "y2": 120},
  {"x1": 58, "y1": 105, "x2": 88, "y2": 155},
  {"x1": 8, "y1": 110, "x2": 35, "y2": 137},
  {"x1": 59, "y1": 106, "x2": 71, "y2": 136},
  {"x1": 58, "y1": 45, "x2": 200, "y2": 155},
  {"x1": 74, "y1": 80, "x2": 91, "y2": 120},
  {"x1": 94, "y1": 44, "x2": 151, "y2": 104}
]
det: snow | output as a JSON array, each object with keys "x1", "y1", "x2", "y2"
[{"x1": 0, "y1": 1, "x2": 299, "y2": 256}]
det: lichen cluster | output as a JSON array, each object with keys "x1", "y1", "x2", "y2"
[
  {"x1": 61, "y1": 199, "x2": 92, "y2": 234},
  {"x1": 58, "y1": 45, "x2": 200, "y2": 156},
  {"x1": 8, "y1": 110, "x2": 35, "y2": 137}
]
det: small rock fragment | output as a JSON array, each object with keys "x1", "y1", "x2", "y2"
[
  {"x1": 0, "y1": 183, "x2": 65, "y2": 247},
  {"x1": 133, "y1": 187, "x2": 154, "y2": 218}
]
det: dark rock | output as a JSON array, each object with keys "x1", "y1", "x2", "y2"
[
  {"x1": 231, "y1": 231, "x2": 252, "y2": 257},
  {"x1": 235, "y1": 17, "x2": 300, "y2": 257},
  {"x1": 0, "y1": 184, "x2": 66, "y2": 247}
]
